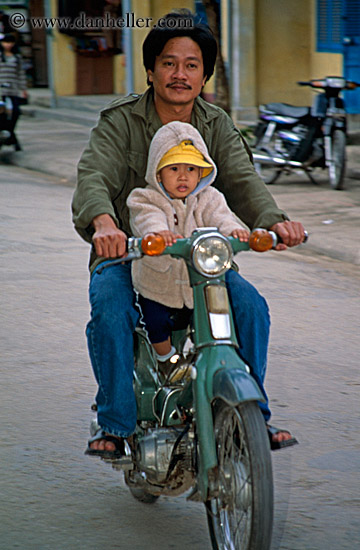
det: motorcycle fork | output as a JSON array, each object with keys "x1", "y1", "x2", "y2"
[
  {"x1": 188, "y1": 276, "x2": 263, "y2": 501},
  {"x1": 324, "y1": 135, "x2": 333, "y2": 168},
  {"x1": 323, "y1": 96, "x2": 346, "y2": 169}
]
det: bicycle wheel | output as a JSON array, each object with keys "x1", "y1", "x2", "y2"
[
  {"x1": 206, "y1": 400, "x2": 273, "y2": 550},
  {"x1": 329, "y1": 129, "x2": 346, "y2": 190}
]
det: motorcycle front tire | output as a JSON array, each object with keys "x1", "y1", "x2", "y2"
[
  {"x1": 329, "y1": 129, "x2": 346, "y2": 190},
  {"x1": 253, "y1": 128, "x2": 282, "y2": 185},
  {"x1": 206, "y1": 400, "x2": 273, "y2": 550}
]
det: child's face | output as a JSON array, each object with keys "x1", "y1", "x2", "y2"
[{"x1": 157, "y1": 163, "x2": 202, "y2": 199}]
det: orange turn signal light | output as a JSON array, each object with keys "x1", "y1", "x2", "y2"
[
  {"x1": 141, "y1": 233, "x2": 166, "y2": 256},
  {"x1": 347, "y1": 82, "x2": 357, "y2": 90},
  {"x1": 249, "y1": 229, "x2": 274, "y2": 252}
]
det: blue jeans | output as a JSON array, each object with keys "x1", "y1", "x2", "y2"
[
  {"x1": 2, "y1": 95, "x2": 21, "y2": 138},
  {"x1": 86, "y1": 262, "x2": 271, "y2": 437},
  {"x1": 137, "y1": 294, "x2": 193, "y2": 344}
]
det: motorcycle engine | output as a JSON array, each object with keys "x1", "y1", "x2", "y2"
[
  {"x1": 278, "y1": 124, "x2": 317, "y2": 162},
  {"x1": 135, "y1": 427, "x2": 193, "y2": 484}
]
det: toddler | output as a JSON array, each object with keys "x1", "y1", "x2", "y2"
[{"x1": 127, "y1": 121, "x2": 249, "y2": 376}]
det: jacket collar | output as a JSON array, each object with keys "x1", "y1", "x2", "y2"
[
  {"x1": 192, "y1": 95, "x2": 220, "y2": 124},
  {"x1": 131, "y1": 88, "x2": 220, "y2": 127},
  {"x1": 131, "y1": 89, "x2": 162, "y2": 135}
]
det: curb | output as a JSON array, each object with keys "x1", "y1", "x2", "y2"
[{"x1": 21, "y1": 105, "x2": 98, "y2": 128}]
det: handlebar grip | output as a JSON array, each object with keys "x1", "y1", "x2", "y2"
[
  {"x1": 272, "y1": 230, "x2": 308, "y2": 247},
  {"x1": 346, "y1": 81, "x2": 360, "y2": 89},
  {"x1": 297, "y1": 81, "x2": 310, "y2": 86}
]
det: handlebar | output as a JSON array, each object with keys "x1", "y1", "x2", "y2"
[
  {"x1": 96, "y1": 229, "x2": 308, "y2": 274},
  {"x1": 297, "y1": 77, "x2": 359, "y2": 90}
]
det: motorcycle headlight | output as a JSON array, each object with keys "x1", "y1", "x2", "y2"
[
  {"x1": 192, "y1": 233, "x2": 233, "y2": 277},
  {"x1": 326, "y1": 77, "x2": 346, "y2": 88}
]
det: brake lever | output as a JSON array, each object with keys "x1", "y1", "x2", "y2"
[{"x1": 96, "y1": 237, "x2": 143, "y2": 274}]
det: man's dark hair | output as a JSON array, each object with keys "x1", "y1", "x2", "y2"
[
  {"x1": 0, "y1": 33, "x2": 19, "y2": 61},
  {"x1": 1, "y1": 33, "x2": 16, "y2": 43},
  {"x1": 142, "y1": 9, "x2": 217, "y2": 85}
]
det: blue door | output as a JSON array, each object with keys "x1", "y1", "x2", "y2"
[{"x1": 343, "y1": 0, "x2": 360, "y2": 113}]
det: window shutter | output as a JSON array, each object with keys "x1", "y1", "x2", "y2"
[
  {"x1": 343, "y1": 0, "x2": 360, "y2": 38},
  {"x1": 317, "y1": 0, "x2": 344, "y2": 53}
]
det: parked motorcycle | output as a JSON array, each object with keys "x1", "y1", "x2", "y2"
[
  {"x1": 252, "y1": 76, "x2": 359, "y2": 190},
  {"x1": 90, "y1": 227, "x2": 306, "y2": 550}
]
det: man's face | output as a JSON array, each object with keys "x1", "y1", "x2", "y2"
[{"x1": 147, "y1": 37, "x2": 207, "y2": 107}]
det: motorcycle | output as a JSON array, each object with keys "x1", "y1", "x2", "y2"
[
  {"x1": 90, "y1": 227, "x2": 306, "y2": 550},
  {"x1": 252, "y1": 76, "x2": 359, "y2": 190}
]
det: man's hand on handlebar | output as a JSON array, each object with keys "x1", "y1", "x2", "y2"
[
  {"x1": 270, "y1": 220, "x2": 306, "y2": 251},
  {"x1": 92, "y1": 214, "x2": 127, "y2": 258}
]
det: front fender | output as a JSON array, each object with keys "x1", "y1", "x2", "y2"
[
  {"x1": 193, "y1": 350, "x2": 265, "y2": 501},
  {"x1": 212, "y1": 368, "x2": 265, "y2": 406}
]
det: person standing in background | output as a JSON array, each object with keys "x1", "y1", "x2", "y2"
[{"x1": 0, "y1": 33, "x2": 27, "y2": 151}]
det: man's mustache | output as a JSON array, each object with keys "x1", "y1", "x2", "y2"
[{"x1": 166, "y1": 82, "x2": 192, "y2": 89}]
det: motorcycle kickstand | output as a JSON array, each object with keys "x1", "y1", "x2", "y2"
[{"x1": 304, "y1": 168, "x2": 319, "y2": 185}]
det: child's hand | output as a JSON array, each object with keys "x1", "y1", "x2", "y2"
[
  {"x1": 156, "y1": 230, "x2": 183, "y2": 246},
  {"x1": 230, "y1": 228, "x2": 250, "y2": 242}
]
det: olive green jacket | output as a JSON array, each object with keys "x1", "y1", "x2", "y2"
[{"x1": 72, "y1": 89, "x2": 289, "y2": 272}]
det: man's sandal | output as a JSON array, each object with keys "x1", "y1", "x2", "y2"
[
  {"x1": 85, "y1": 429, "x2": 127, "y2": 459},
  {"x1": 267, "y1": 425, "x2": 299, "y2": 451}
]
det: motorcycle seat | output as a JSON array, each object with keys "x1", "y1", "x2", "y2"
[{"x1": 261, "y1": 103, "x2": 310, "y2": 118}]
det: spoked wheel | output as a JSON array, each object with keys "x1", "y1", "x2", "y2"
[
  {"x1": 205, "y1": 401, "x2": 273, "y2": 550},
  {"x1": 328, "y1": 129, "x2": 346, "y2": 190},
  {"x1": 253, "y1": 131, "x2": 283, "y2": 185},
  {"x1": 254, "y1": 160, "x2": 282, "y2": 185},
  {"x1": 124, "y1": 471, "x2": 160, "y2": 504}
]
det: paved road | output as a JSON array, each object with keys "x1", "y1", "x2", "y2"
[
  {"x1": 1, "y1": 115, "x2": 360, "y2": 266},
  {"x1": 1, "y1": 165, "x2": 359, "y2": 549}
]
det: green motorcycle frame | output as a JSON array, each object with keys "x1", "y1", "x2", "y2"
[
  {"x1": 101, "y1": 227, "x2": 277, "y2": 550},
  {"x1": 132, "y1": 230, "x2": 266, "y2": 498}
]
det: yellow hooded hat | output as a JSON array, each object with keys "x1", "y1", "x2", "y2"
[{"x1": 157, "y1": 140, "x2": 213, "y2": 178}]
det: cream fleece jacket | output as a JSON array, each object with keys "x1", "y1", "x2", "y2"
[{"x1": 127, "y1": 121, "x2": 246, "y2": 309}]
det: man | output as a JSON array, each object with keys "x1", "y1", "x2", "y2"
[{"x1": 72, "y1": 10, "x2": 305, "y2": 458}]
